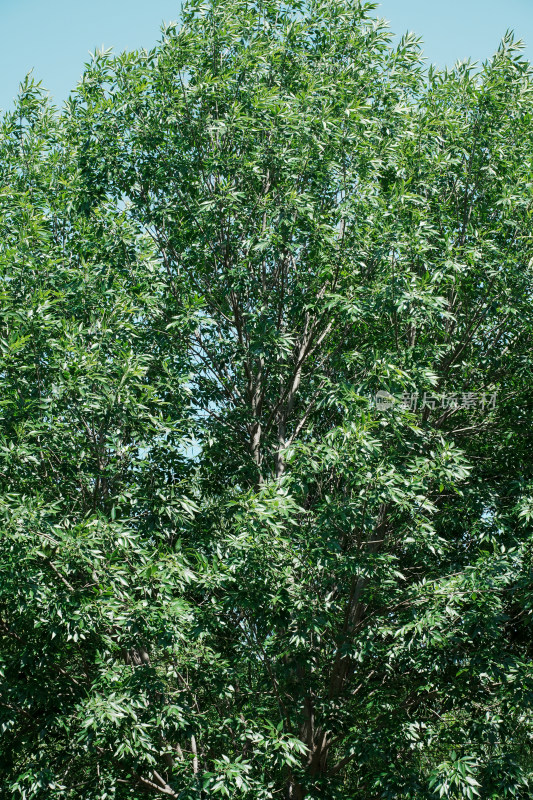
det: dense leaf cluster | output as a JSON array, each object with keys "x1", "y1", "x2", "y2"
[{"x1": 1, "y1": 1, "x2": 533, "y2": 798}]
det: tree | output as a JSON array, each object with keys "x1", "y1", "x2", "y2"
[{"x1": 1, "y1": 1, "x2": 533, "y2": 797}]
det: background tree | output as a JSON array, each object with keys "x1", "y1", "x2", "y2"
[{"x1": 1, "y1": 1, "x2": 533, "y2": 798}]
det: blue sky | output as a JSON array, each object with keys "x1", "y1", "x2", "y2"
[{"x1": 0, "y1": 0, "x2": 532, "y2": 112}]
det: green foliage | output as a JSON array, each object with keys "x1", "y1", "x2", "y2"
[{"x1": 1, "y1": 3, "x2": 533, "y2": 799}]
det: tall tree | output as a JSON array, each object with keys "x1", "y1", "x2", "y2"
[{"x1": 1, "y1": 1, "x2": 533, "y2": 798}]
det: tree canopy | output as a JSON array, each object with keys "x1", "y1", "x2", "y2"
[{"x1": 1, "y1": 0, "x2": 533, "y2": 798}]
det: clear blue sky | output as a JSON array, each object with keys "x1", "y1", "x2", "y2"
[{"x1": 1, "y1": 0, "x2": 532, "y2": 112}]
